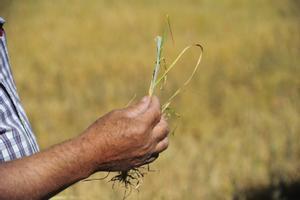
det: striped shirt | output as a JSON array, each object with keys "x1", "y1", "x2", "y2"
[{"x1": 0, "y1": 17, "x2": 39, "y2": 162}]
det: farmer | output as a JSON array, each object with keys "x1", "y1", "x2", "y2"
[{"x1": 0, "y1": 17, "x2": 169, "y2": 199}]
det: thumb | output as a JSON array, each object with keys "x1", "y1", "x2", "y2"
[{"x1": 126, "y1": 96, "x2": 151, "y2": 117}]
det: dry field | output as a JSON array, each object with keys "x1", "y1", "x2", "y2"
[{"x1": 1, "y1": 0, "x2": 300, "y2": 199}]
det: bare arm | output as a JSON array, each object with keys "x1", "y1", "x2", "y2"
[{"x1": 0, "y1": 96, "x2": 169, "y2": 200}]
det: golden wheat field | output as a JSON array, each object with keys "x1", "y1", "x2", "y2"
[{"x1": 1, "y1": 0, "x2": 300, "y2": 199}]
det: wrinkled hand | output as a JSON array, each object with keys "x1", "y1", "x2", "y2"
[{"x1": 83, "y1": 96, "x2": 169, "y2": 172}]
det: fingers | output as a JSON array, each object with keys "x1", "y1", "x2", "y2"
[
  {"x1": 154, "y1": 137, "x2": 169, "y2": 153},
  {"x1": 137, "y1": 115, "x2": 169, "y2": 167},
  {"x1": 152, "y1": 116, "x2": 169, "y2": 142},
  {"x1": 152, "y1": 117, "x2": 169, "y2": 154},
  {"x1": 141, "y1": 96, "x2": 161, "y2": 126},
  {"x1": 126, "y1": 95, "x2": 161, "y2": 126},
  {"x1": 125, "y1": 96, "x2": 151, "y2": 117}
]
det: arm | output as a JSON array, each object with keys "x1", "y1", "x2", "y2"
[{"x1": 0, "y1": 96, "x2": 169, "y2": 200}]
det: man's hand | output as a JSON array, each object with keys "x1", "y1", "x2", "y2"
[
  {"x1": 0, "y1": 96, "x2": 169, "y2": 200},
  {"x1": 82, "y1": 96, "x2": 169, "y2": 172}
]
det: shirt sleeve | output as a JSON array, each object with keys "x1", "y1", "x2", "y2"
[{"x1": 0, "y1": 17, "x2": 39, "y2": 162}]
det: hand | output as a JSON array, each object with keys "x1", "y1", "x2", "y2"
[{"x1": 82, "y1": 96, "x2": 169, "y2": 172}]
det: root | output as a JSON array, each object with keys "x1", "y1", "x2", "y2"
[{"x1": 110, "y1": 166, "x2": 153, "y2": 199}]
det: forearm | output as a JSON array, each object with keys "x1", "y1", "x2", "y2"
[
  {"x1": 0, "y1": 96, "x2": 169, "y2": 200},
  {"x1": 0, "y1": 134, "x2": 95, "y2": 200}
]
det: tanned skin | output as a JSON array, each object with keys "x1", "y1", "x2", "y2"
[{"x1": 0, "y1": 96, "x2": 169, "y2": 200}]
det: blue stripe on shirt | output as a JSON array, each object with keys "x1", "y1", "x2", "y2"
[{"x1": 0, "y1": 17, "x2": 39, "y2": 162}]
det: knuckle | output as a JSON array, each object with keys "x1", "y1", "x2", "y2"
[
  {"x1": 165, "y1": 125, "x2": 170, "y2": 135},
  {"x1": 162, "y1": 119, "x2": 169, "y2": 130},
  {"x1": 159, "y1": 120, "x2": 169, "y2": 135},
  {"x1": 157, "y1": 139, "x2": 168, "y2": 153},
  {"x1": 153, "y1": 107, "x2": 162, "y2": 121},
  {"x1": 161, "y1": 141, "x2": 169, "y2": 151},
  {"x1": 164, "y1": 138, "x2": 169, "y2": 148}
]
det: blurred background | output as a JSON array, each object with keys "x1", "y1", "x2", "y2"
[{"x1": 1, "y1": 0, "x2": 300, "y2": 199}]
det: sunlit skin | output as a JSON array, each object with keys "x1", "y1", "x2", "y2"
[{"x1": 0, "y1": 96, "x2": 169, "y2": 200}]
